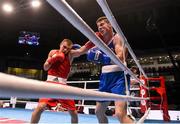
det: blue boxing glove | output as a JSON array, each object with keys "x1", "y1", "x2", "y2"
[
  {"x1": 87, "y1": 48, "x2": 111, "y2": 65},
  {"x1": 72, "y1": 44, "x2": 81, "y2": 49}
]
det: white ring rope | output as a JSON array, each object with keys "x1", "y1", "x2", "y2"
[
  {"x1": 96, "y1": 0, "x2": 147, "y2": 79},
  {"x1": 0, "y1": 72, "x2": 148, "y2": 101},
  {"x1": 46, "y1": 0, "x2": 148, "y2": 89}
]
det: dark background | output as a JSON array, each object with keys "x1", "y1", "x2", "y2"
[
  {"x1": 0, "y1": 0, "x2": 179, "y2": 59},
  {"x1": 0, "y1": 0, "x2": 180, "y2": 110}
]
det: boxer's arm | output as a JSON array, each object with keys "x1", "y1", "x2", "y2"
[
  {"x1": 70, "y1": 32, "x2": 102, "y2": 58},
  {"x1": 113, "y1": 34, "x2": 128, "y2": 62},
  {"x1": 44, "y1": 50, "x2": 54, "y2": 71},
  {"x1": 70, "y1": 41, "x2": 94, "y2": 58}
]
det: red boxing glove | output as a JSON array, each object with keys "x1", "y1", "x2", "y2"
[
  {"x1": 84, "y1": 41, "x2": 94, "y2": 49},
  {"x1": 95, "y1": 32, "x2": 103, "y2": 40},
  {"x1": 47, "y1": 52, "x2": 65, "y2": 64},
  {"x1": 84, "y1": 32, "x2": 103, "y2": 49}
]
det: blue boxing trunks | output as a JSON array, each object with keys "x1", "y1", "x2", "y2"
[{"x1": 99, "y1": 65, "x2": 130, "y2": 95}]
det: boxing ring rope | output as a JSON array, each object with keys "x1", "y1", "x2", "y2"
[
  {"x1": 0, "y1": 72, "x2": 149, "y2": 122},
  {"x1": 46, "y1": 0, "x2": 148, "y2": 90},
  {"x1": 0, "y1": 80, "x2": 140, "y2": 110},
  {"x1": 0, "y1": 72, "x2": 147, "y2": 101},
  {"x1": 0, "y1": 80, "x2": 141, "y2": 108}
]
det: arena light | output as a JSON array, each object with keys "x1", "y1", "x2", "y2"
[
  {"x1": 2, "y1": 3, "x2": 13, "y2": 13},
  {"x1": 31, "y1": 0, "x2": 41, "y2": 8}
]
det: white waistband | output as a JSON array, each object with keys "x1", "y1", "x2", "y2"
[
  {"x1": 47, "y1": 75, "x2": 67, "y2": 84},
  {"x1": 102, "y1": 65, "x2": 123, "y2": 73}
]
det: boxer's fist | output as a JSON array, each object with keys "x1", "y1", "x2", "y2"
[
  {"x1": 95, "y1": 32, "x2": 103, "y2": 40},
  {"x1": 47, "y1": 52, "x2": 65, "y2": 64},
  {"x1": 72, "y1": 44, "x2": 81, "y2": 50},
  {"x1": 87, "y1": 48, "x2": 111, "y2": 65}
]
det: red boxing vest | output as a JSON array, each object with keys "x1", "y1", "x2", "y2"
[{"x1": 48, "y1": 55, "x2": 70, "y2": 79}]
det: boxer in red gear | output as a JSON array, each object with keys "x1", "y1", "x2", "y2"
[{"x1": 31, "y1": 38, "x2": 95, "y2": 124}]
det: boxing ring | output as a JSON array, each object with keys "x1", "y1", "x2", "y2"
[{"x1": 0, "y1": 0, "x2": 177, "y2": 123}]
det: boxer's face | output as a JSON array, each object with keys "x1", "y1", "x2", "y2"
[
  {"x1": 97, "y1": 19, "x2": 112, "y2": 36},
  {"x1": 60, "y1": 41, "x2": 72, "y2": 55}
]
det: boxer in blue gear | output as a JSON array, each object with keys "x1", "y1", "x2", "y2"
[{"x1": 87, "y1": 16, "x2": 133, "y2": 123}]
